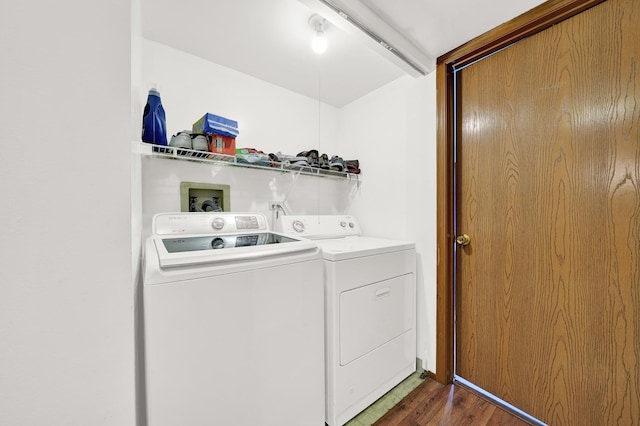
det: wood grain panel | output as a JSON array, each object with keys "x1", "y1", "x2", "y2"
[
  {"x1": 455, "y1": 0, "x2": 640, "y2": 424},
  {"x1": 436, "y1": 0, "x2": 607, "y2": 388},
  {"x1": 435, "y1": 60, "x2": 455, "y2": 384},
  {"x1": 438, "y1": 0, "x2": 605, "y2": 68}
]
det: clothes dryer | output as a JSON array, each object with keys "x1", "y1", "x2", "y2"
[{"x1": 280, "y1": 215, "x2": 416, "y2": 426}]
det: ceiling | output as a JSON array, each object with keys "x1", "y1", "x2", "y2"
[{"x1": 142, "y1": 0, "x2": 546, "y2": 107}]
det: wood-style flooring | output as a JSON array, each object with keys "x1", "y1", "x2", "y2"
[{"x1": 373, "y1": 377, "x2": 531, "y2": 425}]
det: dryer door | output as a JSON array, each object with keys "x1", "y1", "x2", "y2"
[{"x1": 339, "y1": 274, "x2": 415, "y2": 365}]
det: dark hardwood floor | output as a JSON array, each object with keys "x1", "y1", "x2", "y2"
[{"x1": 373, "y1": 377, "x2": 531, "y2": 425}]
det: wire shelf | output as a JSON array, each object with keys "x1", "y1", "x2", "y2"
[{"x1": 134, "y1": 142, "x2": 361, "y2": 182}]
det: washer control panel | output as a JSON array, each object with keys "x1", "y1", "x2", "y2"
[
  {"x1": 280, "y1": 215, "x2": 361, "y2": 239},
  {"x1": 153, "y1": 212, "x2": 268, "y2": 236}
]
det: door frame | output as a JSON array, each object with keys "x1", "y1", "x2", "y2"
[{"x1": 434, "y1": 0, "x2": 606, "y2": 384}]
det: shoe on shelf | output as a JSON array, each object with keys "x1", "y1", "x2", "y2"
[
  {"x1": 169, "y1": 131, "x2": 193, "y2": 155},
  {"x1": 169, "y1": 131, "x2": 192, "y2": 149},
  {"x1": 191, "y1": 134, "x2": 209, "y2": 151},
  {"x1": 319, "y1": 153, "x2": 330, "y2": 169},
  {"x1": 346, "y1": 159, "x2": 361, "y2": 174},
  {"x1": 269, "y1": 153, "x2": 283, "y2": 168},
  {"x1": 329, "y1": 155, "x2": 345, "y2": 172},
  {"x1": 277, "y1": 152, "x2": 309, "y2": 167},
  {"x1": 297, "y1": 149, "x2": 319, "y2": 167}
]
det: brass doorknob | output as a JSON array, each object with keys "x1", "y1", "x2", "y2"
[{"x1": 456, "y1": 234, "x2": 471, "y2": 246}]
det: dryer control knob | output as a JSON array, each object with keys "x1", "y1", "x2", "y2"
[
  {"x1": 340, "y1": 221, "x2": 347, "y2": 227},
  {"x1": 212, "y1": 217, "x2": 225, "y2": 230},
  {"x1": 292, "y1": 220, "x2": 305, "y2": 233},
  {"x1": 349, "y1": 222, "x2": 355, "y2": 228}
]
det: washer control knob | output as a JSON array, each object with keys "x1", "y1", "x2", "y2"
[
  {"x1": 340, "y1": 221, "x2": 347, "y2": 227},
  {"x1": 349, "y1": 222, "x2": 355, "y2": 228},
  {"x1": 211, "y1": 217, "x2": 225, "y2": 230},
  {"x1": 211, "y1": 237, "x2": 225, "y2": 249},
  {"x1": 292, "y1": 220, "x2": 305, "y2": 233}
]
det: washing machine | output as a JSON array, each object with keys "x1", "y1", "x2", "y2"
[
  {"x1": 280, "y1": 215, "x2": 416, "y2": 426},
  {"x1": 142, "y1": 212, "x2": 325, "y2": 426}
]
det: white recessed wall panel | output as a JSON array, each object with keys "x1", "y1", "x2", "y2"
[{"x1": 0, "y1": 0, "x2": 135, "y2": 425}]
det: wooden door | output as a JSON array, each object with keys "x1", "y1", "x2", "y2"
[{"x1": 454, "y1": 0, "x2": 640, "y2": 424}]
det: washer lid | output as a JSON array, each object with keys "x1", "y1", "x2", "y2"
[
  {"x1": 153, "y1": 232, "x2": 318, "y2": 268},
  {"x1": 316, "y1": 236, "x2": 415, "y2": 261}
]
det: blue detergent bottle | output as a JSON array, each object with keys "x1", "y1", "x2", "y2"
[{"x1": 142, "y1": 87, "x2": 167, "y2": 145}]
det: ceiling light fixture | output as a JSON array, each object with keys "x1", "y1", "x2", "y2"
[
  {"x1": 301, "y1": 0, "x2": 431, "y2": 76},
  {"x1": 309, "y1": 14, "x2": 329, "y2": 54}
]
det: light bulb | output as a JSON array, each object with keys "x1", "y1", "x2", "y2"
[{"x1": 312, "y1": 32, "x2": 327, "y2": 54}]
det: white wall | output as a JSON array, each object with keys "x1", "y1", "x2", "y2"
[
  {"x1": 141, "y1": 39, "x2": 340, "y2": 156},
  {"x1": 138, "y1": 40, "x2": 357, "y2": 236},
  {"x1": 140, "y1": 158, "x2": 359, "y2": 235},
  {"x1": 340, "y1": 74, "x2": 438, "y2": 372},
  {"x1": 131, "y1": 1, "x2": 146, "y2": 425},
  {"x1": 0, "y1": 1, "x2": 135, "y2": 425}
]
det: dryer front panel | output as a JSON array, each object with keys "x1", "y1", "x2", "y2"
[{"x1": 339, "y1": 273, "x2": 415, "y2": 365}]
